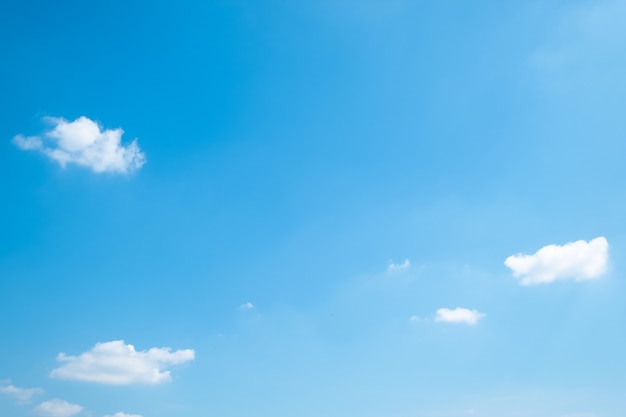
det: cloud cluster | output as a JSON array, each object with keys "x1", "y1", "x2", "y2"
[
  {"x1": 387, "y1": 259, "x2": 411, "y2": 273},
  {"x1": 435, "y1": 308, "x2": 485, "y2": 325},
  {"x1": 12, "y1": 116, "x2": 146, "y2": 174},
  {"x1": 50, "y1": 340, "x2": 195, "y2": 385},
  {"x1": 505, "y1": 237, "x2": 608, "y2": 285},
  {"x1": 33, "y1": 399, "x2": 83, "y2": 417},
  {"x1": 0, "y1": 383, "x2": 43, "y2": 404}
]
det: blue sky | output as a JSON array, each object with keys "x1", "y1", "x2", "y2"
[{"x1": 2, "y1": 0, "x2": 626, "y2": 416}]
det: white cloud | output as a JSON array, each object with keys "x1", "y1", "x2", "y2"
[
  {"x1": 33, "y1": 399, "x2": 83, "y2": 417},
  {"x1": 104, "y1": 413, "x2": 143, "y2": 417},
  {"x1": 504, "y1": 237, "x2": 608, "y2": 285},
  {"x1": 435, "y1": 308, "x2": 485, "y2": 325},
  {"x1": 0, "y1": 383, "x2": 43, "y2": 404},
  {"x1": 409, "y1": 315, "x2": 420, "y2": 322},
  {"x1": 387, "y1": 259, "x2": 410, "y2": 273},
  {"x1": 50, "y1": 340, "x2": 195, "y2": 385},
  {"x1": 239, "y1": 302, "x2": 255, "y2": 310},
  {"x1": 12, "y1": 116, "x2": 146, "y2": 174}
]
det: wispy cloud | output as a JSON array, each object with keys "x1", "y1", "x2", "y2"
[
  {"x1": 12, "y1": 116, "x2": 146, "y2": 174},
  {"x1": 104, "y1": 413, "x2": 143, "y2": 417},
  {"x1": 387, "y1": 259, "x2": 410, "y2": 273},
  {"x1": 33, "y1": 399, "x2": 83, "y2": 417},
  {"x1": 50, "y1": 340, "x2": 194, "y2": 385},
  {"x1": 505, "y1": 237, "x2": 608, "y2": 285},
  {"x1": 560, "y1": 413, "x2": 597, "y2": 417},
  {"x1": 531, "y1": 0, "x2": 626, "y2": 79},
  {"x1": 0, "y1": 382, "x2": 43, "y2": 404},
  {"x1": 435, "y1": 308, "x2": 485, "y2": 325},
  {"x1": 239, "y1": 302, "x2": 255, "y2": 310}
]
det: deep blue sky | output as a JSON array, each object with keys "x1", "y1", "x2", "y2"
[{"x1": 2, "y1": 1, "x2": 626, "y2": 416}]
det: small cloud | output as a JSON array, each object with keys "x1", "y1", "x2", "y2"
[
  {"x1": 505, "y1": 237, "x2": 608, "y2": 285},
  {"x1": 104, "y1": 413, "x2": 143, "y2": 417},
  {"x1": 409, "y1": 315, "x2": 421, "y2": 322},
  {"x1": 387, "y1": 259, "x2": 410, "y2": 273},
  {"x1": 0, "y1": 383, "x2": 43, "y2": 404},
  {"x1": 12, "y1": 116, "x2": 146, "y2": 174},
  {"x1": 13, "y1": 135, "x2": 43, "y2": 150},
  {"x1": 33, "y1": 399, "x2": 83, "y2": 417},
  {"x1": 239, "y1": 302, "x2": 254, "y2": 310},
  {"x1": 50, "y1": 340, "x2": 195, "y2": 385},
  {"x1": 435, "y1": 308, "x2": 485, "y2": 325}
]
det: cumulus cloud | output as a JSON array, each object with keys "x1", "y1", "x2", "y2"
[
  {"x1": 239, "y1": 302, "x2": 255, "y2": 310},
  {"x1": 12, "y1": 116, "x2": 146, "y2": 174},
  {"x1": 387, "y1": 259, "x2": 411, "y2": 273},
  {"x1": 104, "y1": 413, "x2": 143, "y2": 417},
  {"x1": 50, "y1": 340, "x2": 195, "y2": 385},
  {"x1": 435, "y1": 308, "x2": 485, "y2": 325},
  {"x1": 0, "y1": 383, "x2": 43, "y2": 404},
  {"x1": 505, "y1": 237, "x2": 608, "y2": 285},
  {"x1": 33, "y1": 399, "x2": 83, "y2": 417}
]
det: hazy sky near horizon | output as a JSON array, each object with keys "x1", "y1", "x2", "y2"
[{"x1": 2, "y1": 1, "x2": 626, "y2": 416}]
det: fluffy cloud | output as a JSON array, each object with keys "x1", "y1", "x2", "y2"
[
  {"x1": 387, "y1": 259, "x2": 411, "y2": 273},
  {"x1": 0, "y1": 383, "x2": 43, "y2": 404},
  {"x1": 239, "y1": 302, "x2": 255, "y2": 310},
  {"x1": 104, "y1": 413, "x2": 143, "y2": 417},
  {"x1": 33, "y1": 399, "x2": 83, "y2": 417},
  {"x1": 505, "y1": 237, "x2": 608, "y2": 285},
  {"x1": 12, "y1": 116, "x2": 146, "y2": 174},
  {"x1": 435, "y1": 308, "x2": 485, "y2": 325},
  {"x1": 50, "y1": 340, "x2": 195, "y2": 385}
]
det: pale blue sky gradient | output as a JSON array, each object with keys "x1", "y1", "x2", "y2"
[{"x1": 2, "y1": 1, "x2": 626, "y2": 416}]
